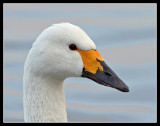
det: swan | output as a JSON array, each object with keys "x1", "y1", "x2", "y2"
[{"x1": 23, "y1": 22, "x2": 129, "y2": 122}]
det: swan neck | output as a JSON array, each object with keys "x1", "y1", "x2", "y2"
[{"x1": 23, "y1": 73, "x2": 67, "y2": 122}]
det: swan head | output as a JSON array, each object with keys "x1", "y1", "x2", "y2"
[{"x1": 26, "y1": 23, "x2": 129, "y2": 92}]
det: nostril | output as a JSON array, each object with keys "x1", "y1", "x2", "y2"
[{"x1": 104, "y1": 71, "x2": 111, "y2": 77}]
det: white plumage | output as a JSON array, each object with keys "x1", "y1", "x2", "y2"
[{"x1": 23, "y1": 23, "x2": 96, "y2": 122}]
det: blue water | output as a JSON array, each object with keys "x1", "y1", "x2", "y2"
[{"x1": 3, "y1": 3, "x2": 157, "y2": 122}]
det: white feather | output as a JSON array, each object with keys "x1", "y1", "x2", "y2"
[{"x1": 23, "y1": 23, "x2": 96, "y2": 122}]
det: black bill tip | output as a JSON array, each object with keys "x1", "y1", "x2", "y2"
[
  {"x1": 81, "y1": 60, "x2": 130, "y2": 93},
  {"x1": 115, "y1": 84, "x2": 129, "y2": 92},
  {"x1": 121, "y1": 86, "x2": 129, "y2": 92}
]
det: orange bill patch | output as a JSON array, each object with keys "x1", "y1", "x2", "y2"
[{"x1": 77, "y1": 49, "x2": 104, "y2": 74}]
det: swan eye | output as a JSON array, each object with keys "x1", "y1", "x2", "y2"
[{"x1": 69, "y1": 44, "x2": 77, "y2": 50}]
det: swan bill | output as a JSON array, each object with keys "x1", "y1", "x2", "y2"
[
  {"x1": 81, "y1": 60, "x2": 129, "y2": 92},
  {"x1": 79, "y1": 50, "x2": 129, "y2": 92},
  {"x1": 77, "y1": 49, "x2": 104, "y2": 74}
]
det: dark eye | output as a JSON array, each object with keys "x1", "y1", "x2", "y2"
[{"x1": 69, "y1": 44, "x2": 77, "y2": 50}]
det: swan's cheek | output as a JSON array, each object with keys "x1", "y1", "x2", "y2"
[
  {"x1": 66, "y1": 52, "x2": 83, "y2": 77},
  {"x1": 50, "y1": 51, "x2": 83, "y2": 78}
]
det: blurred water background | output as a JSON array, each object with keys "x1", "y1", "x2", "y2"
[{"x1": 3, "y1": 3, "x2": 157, "y2": 122}]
